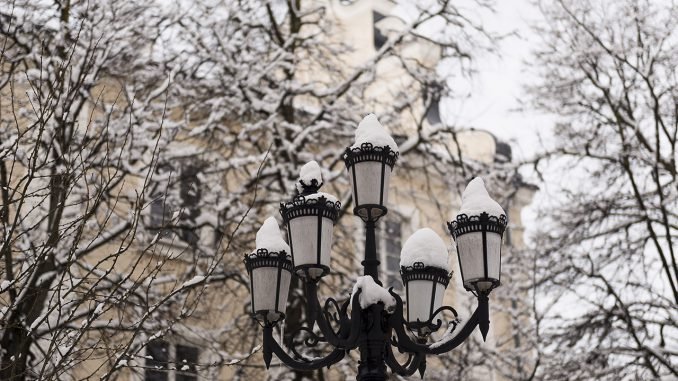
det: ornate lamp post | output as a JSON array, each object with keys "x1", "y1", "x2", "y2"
[{"x1": 243, "y1": 114, "x2": 508, "y2": 380}]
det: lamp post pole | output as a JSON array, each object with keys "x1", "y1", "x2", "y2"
[
  {"x1": 362, "y1": 219, "x2": 380, "y2": 282},
  {"x1": 357, "y1": 211, "x2": 388, "y2": 380}
]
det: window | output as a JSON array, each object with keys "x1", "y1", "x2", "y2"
[
  {"x1": 145, "y1": 341, "x2": 199, "y2": 381},
  {"x1": 494, "y1": 140, "x2": 512, "y2": 163},
  {"x1": 425, "y1": 98, "x2": 441, "y2": 125},
  {"x1": 375, "y1": 217, "x2": 403, "y2": 290},
  {"x1": 373, "y1": 11, "x2": 387, "y2": 50},
  {"x1": 145, "y1": 341, "x2": 169, "y2": 381},
  {"x1": 148, "y1": 162, "x2": 203, "y2": 246},
  {"x1": 175, "y1": 345, "x2": 199, "y2": 381}
]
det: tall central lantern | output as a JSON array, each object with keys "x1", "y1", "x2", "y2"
[{"x1": 343, "y1": 114, "x2": 399, "y2": 222}]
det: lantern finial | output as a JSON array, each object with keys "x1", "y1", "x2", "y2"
[{"x1": 296, "y1": 160, "x2": 323, "y2": 195}]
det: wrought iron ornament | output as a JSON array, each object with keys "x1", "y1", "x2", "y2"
[{"x1": 246, "y1": 139, "x2": 507, "y2": 380}]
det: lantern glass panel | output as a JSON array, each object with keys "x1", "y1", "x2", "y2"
[
  {"x1": 406, "y1": 280, "x2": 445, "y2": 323},
  {"x1": 251, "y1": 266, "x2": 291, "y2": 321},
  {"x1": 349, "y1": 161, "x2": 391, "y2": 207},
  {"x1": 456, "y1": 231, "x2": 501, "y2": 291},
  {"x1": 289, "y1": 215, "x2": 334, "y2": 273}
]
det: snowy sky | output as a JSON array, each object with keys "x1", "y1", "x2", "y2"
[{"x1": 442, "y1": 0, "x2": 554, "y2": 163}]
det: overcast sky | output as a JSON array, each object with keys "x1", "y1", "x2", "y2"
[{"x1": 442, "y1": 0, "x2": 554, "y2": 164}]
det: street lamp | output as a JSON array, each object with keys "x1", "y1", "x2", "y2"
[{"x1": 244, "y1": 114, "x2": 508, "y2": 380}]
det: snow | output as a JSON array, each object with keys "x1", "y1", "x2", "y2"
[
  {"x1": 296, "y1": 160, "x2": 323, "y2": 193},
  {"x1": 351, "y1": 276, "x2": 396, "y2": 310},
  {"x1": 0, "y1": 280, "x2": 11, "y2": 292},
  {"x1": 457, "y1": 177, "x2": 505, "y2": 217},
  {"x1": 255, "y1": 217, "x2": 290, "y2": 253},
  {"x1": 429, "y1": 317, "x2": 464, "y2": 349},
  {"x1": 182, "y1": 275, "x2": 205, "y2": 288},
  {"x1": 302, "y1": 192, "x2": 338, "y2": 204},
  {"x1": 400, "y1": 228, "x2": 450, "y2": 271},
  {"x1": 351, "y1": 114, "x2": 399, "y2": 153}
]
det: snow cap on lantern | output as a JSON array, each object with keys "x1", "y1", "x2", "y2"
[
  {"x1": 400, "y1": 228, "x2": 450, "y2": 271},
  {"x1": 256, "y1": 217, "x2": 291, "y2": 254},
  {"x1": 244, "y1": 216, "x2": 293, "y2": 325},
  {"x1": 351, "y1": 275, "x2": 396, "y2": 311},
  {"x1": 344, "y1": 114, "x2": 399, "y2": 221},
  {"x1": 351, "y1": 113, "x2": 399, "y2": 152},
  {"x1": 280, "y1": 161, "x2": 341, "y2": 280},
  {"x1": 399, "y1": 228, "x2": 451, "y2": 334},
  {"x1": 448, "y1": 177, "x2": 507, "y2": 294},
  {"x1": 457, "y1": 177, "x2": 504, "y2": 217}
]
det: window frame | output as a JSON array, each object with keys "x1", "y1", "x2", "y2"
[
  {"x1": 375, "y1": 214, "x2": 407, "y2": 291},
  {"x1": 144, "y1": 341, "x2": 200, "y2": 381},
  {"x1": 147, "y1": 160, "x2": 205, "y2": 248}
]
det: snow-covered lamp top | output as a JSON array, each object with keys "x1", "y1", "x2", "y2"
[
  {"x1": 296, "y1": 160, "x2": 323, "y2": 194},
  {"x1": 351, "y1": 276, "x2": 396, "y2": 310},
  {"x1": 255, "y1": 217, "x2": 290, "y2": 254},
  {"x1": 283, "y1": 160, "x2": 341, "y2": 208},
  {"x1": 400, "y1": 228, "x2": 450, "y2": 271},
  {"x1": 456, "y1": 177, "x2": 505, "y2": 218},
  {"x1": 351, "y1": 113, "x2": 399, "y2": 153}
]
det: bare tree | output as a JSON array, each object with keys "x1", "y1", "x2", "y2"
[
  {"x1": 0, "y1": 1, "x2": 249, "y2": 380},
  {"x1": 1, "y1": 0, "x2": 531, "y2": 380},
  {"x1": 528, "y1": 0, "x2": 677, "y2": 379}
]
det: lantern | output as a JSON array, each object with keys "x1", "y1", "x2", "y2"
[
  {"x1": 244, "y1": 249, "x2": 293, "y2": 325},
  {"x1": 343, "y1": 114, "x2": 399, "y2": 221},
  {"x1": 280, "y1": 161, "x2": 340, "y2": 279},
  {"x1": 399, "y1": 228, "x2": 451, "y2": 335},
  {"x1": 447, "y1": 178, "x2": 507, "y2": 294},
  {"x1": 401, "y1": 263, "x2": 451, "y2": 333}
]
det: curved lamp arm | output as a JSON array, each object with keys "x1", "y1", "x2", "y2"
[
  {"x1": 261, "y1": 289, "x2": 364, "y2": 370},
  {"x1": 387, "y1": 290, "x2": 486, "y2": 355},
  {"x1": 385, "y1": 340, "x2": 425, "y2": 377},
  {"x1": 305, "y1": 282, "x2": 363, "y2": 350},
  {"x1": 262, "y1": 325, "x2": 345, "y2": 370}
]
